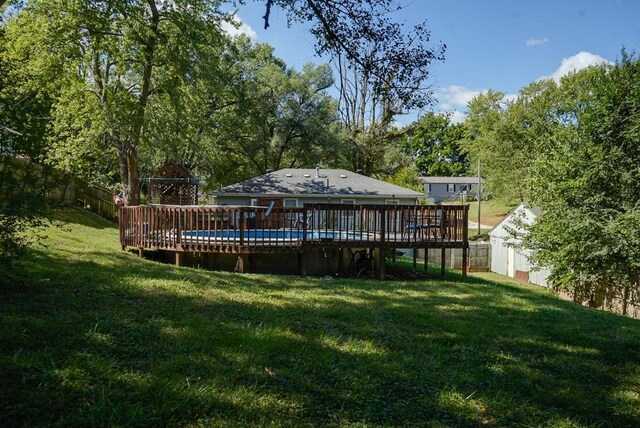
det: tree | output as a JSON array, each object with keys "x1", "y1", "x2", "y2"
[
  {"x1": 138, "y1": 36, "x2": 343, "y2": 189},
  {"x1": 253, "y1": 1, "x2": 446, "y2": 176},
  {"x1": 4, "y1": 0, "x2": 445, "y2": 204},
  {"x1": 4, "y1": 0, "x2": 230, "y2": 205},
  {"x1": 212, "y1": 39, "x2": 342, "y2": 178},
  {"x1": 402, "y1": 113, "x2": 468, "y2": 177},
  {"x1": 0, "y1": 23, "x2": 53, "y2": 267},
  {"x1": 331, "y1": 21, "x2": 445, "y2": 175},
  {"x1": 462, "y1": 81, "x2": 560, "y2": 202},
  {"x1": 524, "y1": 55, "x2": 640, "y2": 311}
]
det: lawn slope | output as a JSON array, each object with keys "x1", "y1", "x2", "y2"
[{"x1": 1, "y1": 208, "x2": 639, "y2": 426}]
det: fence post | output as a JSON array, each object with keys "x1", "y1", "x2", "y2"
[
  {"x1": 176, "y1": 208, "x2": 182, "y2": 250},
  {"x1": 299, "y1": 205, "x2": 308, "y2": 277},
  {"x1": 239, "y1": 209, "x2": 245, "y2": 247},
  {"x1": 462, "y1": 205, "x2": 469, "y2": 280},
  {"x1": 119, "y1": 207, "x2": 126, "y2": 250},
  {"x1": 302, "y1": 205, "x2": 308, "y2": 241},
  {"x1": 379, "y1": 206, "x2": 386, "y2": 279}
]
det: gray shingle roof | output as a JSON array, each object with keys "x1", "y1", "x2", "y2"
[
  {"x1": 419, "y1": 176, "x2": 482, "y2": 184},
  {"x1": 214, "y1": 168, "x2": 424, "y2": 198}
]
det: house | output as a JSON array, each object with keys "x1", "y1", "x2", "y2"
[
  {"x1": 213, "y1": 168, "x2": 424, "y2": 207},
  {"x1": 489, "y1": 202, "x2": 550, "y2": 287},
  {"x1": 419, "y1": 176, "x2": 482, "y2": 203}
]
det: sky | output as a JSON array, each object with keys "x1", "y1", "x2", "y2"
[{"x1": 224, "y1": 0, "x2": 640, "y2": 124}]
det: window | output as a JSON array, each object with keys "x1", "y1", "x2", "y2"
[
  {"x1": 341, "y1": 199, "x2": 356, "y2": 204},
  {"x1": 283, "y1": 198, "x2": 298, "y2": 208},
  {"x1": 250, "y1": 198, "x2": 258, "y2": 206},
  {"x1": 447, "y1": 184, "x2": 455, "y2": 192},
  {"x1": 425, "y1": 184, "x2": 432, "y2": 193},
  {"x1": 385, "y1": 199, "x2": 400, "y2": 205}
]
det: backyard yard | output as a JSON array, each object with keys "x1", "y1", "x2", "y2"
[
  {"x1": 1, "y1": 208, "x2": 639, "y2": 426},
  {"x1": 465, "y1": 200, "x2": 514, "y2": 228}
]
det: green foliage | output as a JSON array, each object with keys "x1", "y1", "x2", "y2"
[
  {"x1": 0, "y1": 25, "x2": 52, "y2": 267},
  {"x1": 462, "y1": 82, "x2": 562, "y2": 203},
  {"x1": 3, "y1": 0, "x2": 232, "y2": 204},
  {"x1": 211, "y1": 39, "x2": 342, "y2": 181},
  {"x1": 0, "y1": 160, "x2": 50, "y2": 267},
  {"x1": 381, "y1": 164, "x2": 423, "y2": 193},
  {"x1": 2, "y1": 0, "x2": 446, "y2": 202},
  {"x1": 525, "y1": 54, "x2": 640, "y2": 307},
  {"x1": 137, "y1": 36, "x2": 343, "y2": 190},
  {"x1": 271, "y1": 0, "x2": 446, "y2": 112},
  {"x1": 460, "y1": 53, "x2": 640, "y2": 307},
  {"x1": 2, "y1": 207, "x2": 640, "y2": 426},
  {"x1": 403, "y1": 112, "x2": 468, "y2": 177}
]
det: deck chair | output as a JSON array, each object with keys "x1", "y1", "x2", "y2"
[{"x1": 404, "y1": 209, "x2": 443, "y2": 240}]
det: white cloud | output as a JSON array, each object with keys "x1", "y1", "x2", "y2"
[
  {"x1": 543, "y1": 51, "x2": 612, "y2": 82},
  {"x1": 436, "y1": 85, "x2": 516, "y2": 111},
  {"x1": 448, "y1": 111, "x2": 467, "y2": 124},
  {"x1": 221, "y1": 16, "x2": 257, "y2": 40},
  {"x1": 503, "y1": 93, "x2": 518, "y2": 103},
  {"x1": 436, "y1": 85, "x2": 483, "y2": 111},
  {"x1": 526, "y1": 37, "x2": 549, "y2": 47}
]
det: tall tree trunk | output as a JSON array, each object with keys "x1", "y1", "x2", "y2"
[
  {"x1": 123, "y1": 0, "x2": 159, "y2": 206},
  {"x1": 116, "y1": 148, "x2": 130, "y2": 202},
  {"x1": 622, "y1": 284, "x2": 630, "y2": 316},
  {"x1": 126, "y1": 147, "x2": 140, "y2": 206}
]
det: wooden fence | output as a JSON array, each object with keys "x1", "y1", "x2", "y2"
[{"x1": 77, "y1": 183, "x2": 118, "y2": 220}]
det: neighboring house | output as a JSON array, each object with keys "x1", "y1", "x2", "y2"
[
  {"x1": 419, "y1": 176, "x2": 482, "y2": 203},
  {"x1": 213, "y1": 168, "x2": 424, "y2": 206},
  {"x1": 489, "y1": 202, "x2": 550, "y2": 287}
]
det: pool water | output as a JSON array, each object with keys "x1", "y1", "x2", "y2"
[{"x1": 182, "y1": 229, "x2": 367, "y2": 241}]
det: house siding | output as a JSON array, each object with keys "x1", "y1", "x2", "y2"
[
  {"x1": 489, "y1": 203, "x2": 551, "y2": 287},
  {"x1": 423, "y1": 182, "x2": 478, "y2": 203}
]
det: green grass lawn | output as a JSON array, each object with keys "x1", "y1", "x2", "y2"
[
  {"x1": 2, "y1": 208, "x2": 640, "y2": 426},
  {"x1": 464, "y1": 200, "x2": 515, "y2": 228}
]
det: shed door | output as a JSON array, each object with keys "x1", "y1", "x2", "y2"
[{"x1": 507, "y1": 247, "x2": 516, "y2": 278}]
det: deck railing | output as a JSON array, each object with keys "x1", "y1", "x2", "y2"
[{"x1": 119, "y1": 203, "x2": 469, "y2": 252}]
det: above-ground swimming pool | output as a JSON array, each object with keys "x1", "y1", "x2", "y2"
[{"x1": 181, "y1": 229, "x2": 371, "y2": 241}]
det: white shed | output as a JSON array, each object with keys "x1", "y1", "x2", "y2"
[{"x1": 489, "y1": 203, "x2": 551, "y2": 287}]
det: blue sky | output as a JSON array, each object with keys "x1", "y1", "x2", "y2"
[{"x1": 224, "y1": 0, "x2": 640, "y2": 124}]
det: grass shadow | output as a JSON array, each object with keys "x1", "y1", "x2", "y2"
[{"x1": 1, "y1": 208, "x2": 639, "y2": 426}]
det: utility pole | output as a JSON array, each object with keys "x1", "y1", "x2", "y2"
[{"x1": 477, "y1": 159, "x2": 481, "y2": 235}]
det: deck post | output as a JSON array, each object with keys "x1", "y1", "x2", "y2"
[
  {"x1": 379, "y1": 207, "x2": 386, "y2": 280},
  {"x1": 412, "y1": 248, "x2": 417, "y2": 272},
  {"x1": 175, "y1": 251, "x2": 183, "y2": 267},
  {"x1": 176, "y1": 207, "x2": 182, "y2": 248},
  {"x1": 237, "y1": 253, "x2": 247, "y2": 273},
  {"x1": 378, "y1": 248, "x2": 386, "y2": 280},
  {"x1": 462, "y1": 205, "x2": 469, "y2": 281},
  {"x1": 440, "y1": 247, "x2": 446, "y2": 278},
  {"x1": 298, "y1": 251, "x2": 307, "y2": 277},
  {"x1": 424, "y1": 246, "x2": 429, "y2": 272},
  {"x1": 138, "y1": 247, "x2": 144, "y2": 258}
]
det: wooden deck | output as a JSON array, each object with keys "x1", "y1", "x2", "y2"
[{"x1": 119, "y1": 203, "x2": 469, "y2": 278}]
